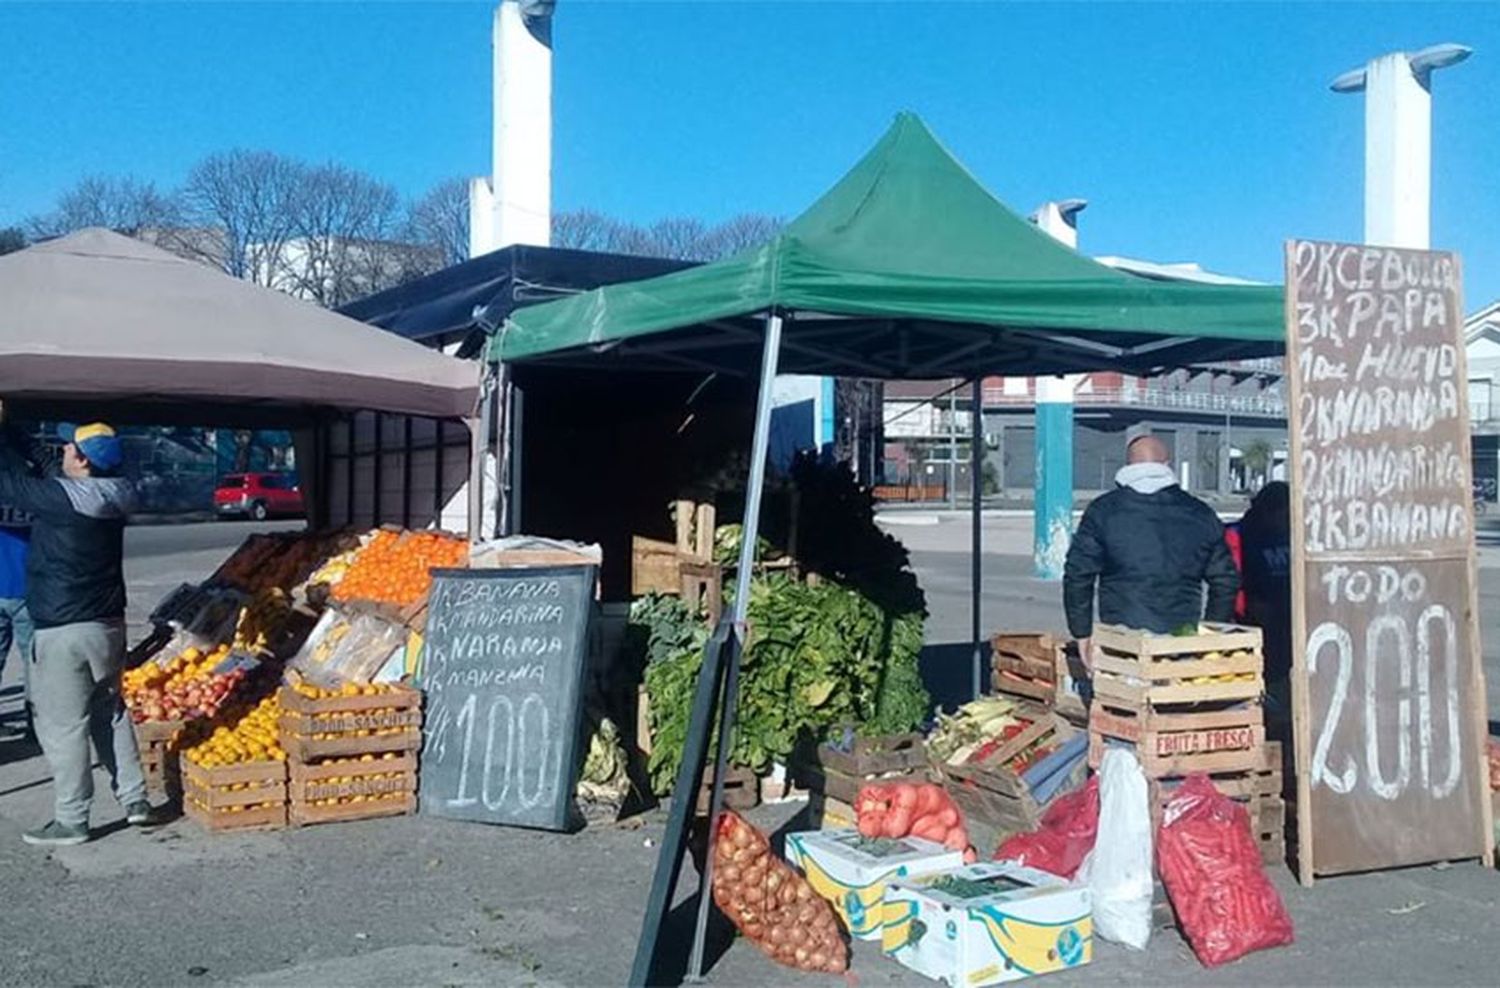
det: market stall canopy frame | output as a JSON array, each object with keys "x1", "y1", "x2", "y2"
[
  {"x1": 493, "y1": 113, "x2": 1286, "y2": 378},
  {"x1": 0, "y1": 229, "x2": 482, "y2": 421},
  {"x1": 339, "y1": 244, "x2": 695, "y2": 353}
]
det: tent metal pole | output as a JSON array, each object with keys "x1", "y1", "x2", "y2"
[
  {"x1": 687, "y1": 310, "x2": 784, "y2": 982},
  {"x1": 467, "y1": 370, "x2": 495, "y2": 543},
  {"x1": 970, "y1": 380, "x2": 984, "y2": 700},
  {"x1": 495, "y1": 359, "x2": 513, "y2": 536}
]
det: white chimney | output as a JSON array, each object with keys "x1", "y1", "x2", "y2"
[
  {"x1": 469, "y1": 0, "x2": 554, "y2": 257},
  {"x1": 1331, "y1": 43, "x2": 1471, "y2": 249},
  {"x1": 1029, "y1": 199, "x2": 1087, "y2": 250}
]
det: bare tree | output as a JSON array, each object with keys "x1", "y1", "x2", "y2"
[
  {"x1": 284, "y1": 163, "x2": 408, "y2": 307},
  {"x1": 552, "y1": 209, "x2": 626, "y2": 253},
  {"x1": 180, "y1": 150, "x2": 304, "y2": 284},
  {"x1": 699, "y1": 213, "x2": 782, "y2": 259},
  {"x1": 405, "y1": 177, "x2": 470, "y2": 269},
  {"x1": 26, "y1": 176, "x2": 181, "y2": 239},
  {"x1": 0, "y1": 228, "x2": 24, "y2": 256}
]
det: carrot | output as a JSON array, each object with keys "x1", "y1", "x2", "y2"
[
  {"x1": 911, "y1": 816, "x2": 948, "y2": 842},
  {"x1": 943, "y1": 826, "x2": 970, "y2": 851},
  {"x1": 892, "y1": 783, "x2": 919, "y2": 810},
  {"x1": 915, "y1": 784, "x2": 945, "y2": 816}
]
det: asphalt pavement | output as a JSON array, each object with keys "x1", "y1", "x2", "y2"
[{"x1": 0, "y1": 519, "x2": 1496, "y2": 986}]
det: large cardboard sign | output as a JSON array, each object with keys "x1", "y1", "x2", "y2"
[{"x1": 1284, "y1": 240, "x2": 1492, "y2": 883}]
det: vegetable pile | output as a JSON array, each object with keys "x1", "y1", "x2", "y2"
[
  {"x1": 636, "y1": 576, "x2": 928, "y2": 793},
  {"x1": 993, "y1": 777, "x2": 1099, "y2": 879},
  {"x1": 855, "y1": 781, "x2": 977, "y2": 862},
  {"x1": 1157, "y1": 776, "x2": 1294, "y2": 966},
  {"x1": 927, "y1": 696, "x2": 1021, "y2": 766},
  {"x1": 712, "y1": 810, "x2": 848, "y2": 974}
]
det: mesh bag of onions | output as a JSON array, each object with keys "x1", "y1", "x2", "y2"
[{"x1": 712, "y1": 810, "x2": 849, "y2": 974}]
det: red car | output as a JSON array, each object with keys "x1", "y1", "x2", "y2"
[{"x1": 213, "y1": 473, "x2": 304, "y2": 521}]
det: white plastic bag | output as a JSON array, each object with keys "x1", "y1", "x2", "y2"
[{"x1": 1076, "y1": 747, "x2": 1153, "y2": 949}]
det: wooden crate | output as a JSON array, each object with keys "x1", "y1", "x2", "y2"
[
  {"x1": 933, "y1": 708, "x2": 1086, "y2": 839},
  {"x1": 695, "y1": 765, "x2": 759, "y2": 815},
  {"x1": 793, "y1": 733, "x2": 930, "y2": 805},
  {"x1": 289, "y1": 792, "x2": 416, "y2": 827},
  {"x1": 277, "y1": 685, "x2": 422, "y2": 760},
  {"x1": 808, "y1": 790, "x2": 857, "y2": 830},
  {"x1": 1053, "y1": 640, "x2": 1089, "y2": 726},
  {"x1": 133, "y1": 719, "x2": 187, "y2": 802},
  {"x1": 1091, "y1": 622, "x2": 1264, "y2": 706},
  {"x1": 288, "y1": 753, "x2": 417, "y2": 802},
  {"x1": 991, "y1": 632, "x2": 1057, "y2": 704},
  {"x1": 1089, "y1": 699, "x2": 1265, "y2": 776},
  {"x1": 181, "y1": 759, "x2": 287, "y2": 832}
]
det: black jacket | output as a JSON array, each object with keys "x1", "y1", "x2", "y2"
[
  {"x1": 0, "y1": 431, "x2": 136, "y2": 629},
  {"x1": 1063, "y1": 483, "x2": 1238, "y2": 639}
]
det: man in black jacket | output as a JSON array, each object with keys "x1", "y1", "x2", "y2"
[
  {"x1": 1063, "y1": 431, "x2": 1239, "y2": 669},
  {"x1": 0, "y1": 417, "x2": 149, "y2": 846}
]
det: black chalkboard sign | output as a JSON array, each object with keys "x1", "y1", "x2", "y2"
[{"x1": 418, "y1": 565, "x2": 595, "y2": 831}]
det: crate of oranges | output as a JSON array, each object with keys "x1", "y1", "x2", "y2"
[
  {"x1": 288, "y1": 752, "x2": 417, "y2": 827},
  {"x1": 329, "y1": 529, "x2": 468, "y2": 611},
  {"x1": 179, "y1": 693, "x2": 288, "y2": 832},
  {"x1": 277, "y1": 680, "x2": 423, "y2": 761}
]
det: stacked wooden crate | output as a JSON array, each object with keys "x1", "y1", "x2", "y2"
[
  {"x1": 990, "y1": 632, "x2": 1058, "y2": 705},
  {"x1": 277, "y1": 684, "x2": 422, "y2": 826},
  {"x1": 932, "y1": 704, "x2": 1088, "y2": 848},
  {"x1": 181, "y1": 759, "x2": 287, "y2": 832},
  {"x1": 1086, "y1": 623, "x2": 1283, "y2": 864},
  {"x1": 795, "y1": 733, "x2": 929, "y2": 827},
  {"x1": 134, "y1": 719, "x2": 186, "y2": 804}
]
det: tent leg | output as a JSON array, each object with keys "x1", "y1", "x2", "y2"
[
  {"x1": 970, "y1": 380, "x2": 983, "y2": 700},
  {"x1": 467, "y1": 370, "x2": 496, "y2": 543},
  {"x1": 687, "y1": 311, "x2": 783, "y2": 981},
  {"x1": 495, "y1": 360, "x2": 513, "y2": 537},
  {"x1": 628, "y1": 313, "x2": 784, "y2": 987}
]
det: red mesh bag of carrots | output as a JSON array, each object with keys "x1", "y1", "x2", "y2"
[
  {"x1": 855, "y1": 781, "x2": 977, "y2": 862},
  {"x1": 711, "y1": 810, "x2": 848, "y2": 974},
  {"x1": 1157, "y1": 776, "x2": 1294, "y2": 967},
  {"x1": 993, "y1": 776, "x2": 1099, "y2": 879}
]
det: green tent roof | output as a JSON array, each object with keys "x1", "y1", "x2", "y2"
[{"x1": 494, "y1": 113, "x2": 1284, "y2": 378}]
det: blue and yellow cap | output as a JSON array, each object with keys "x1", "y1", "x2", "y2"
[{"x1": 58, "y1": 422, "x2": 124, "y2": 472}]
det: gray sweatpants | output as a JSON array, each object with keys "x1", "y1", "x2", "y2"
[{"x1": 30, "y1": 619, "x2": 146, "y2": 827}]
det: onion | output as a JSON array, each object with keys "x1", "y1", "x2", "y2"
[
  {"x1": 796, "y1": 883, "x2": 812, "y2": 902},
  {"x1": 744, "y1": 885, "x2": 764, "y2": 904},
  {"x1": 743, "y1": 864, "x2": 765, "y2": 888},
  {"x1": 731, "y1": 847, "x2": 752, "y2": 866},
  {"x1": 794, "y1": 947, "x2": 809, "y2": 965},
  {"x1": 768, "y1": 925, "x2": 788, "y2": 945},
  {"x1": 809, "y1": 951, "x2": 828, "y2": 970},
  {"x1": 765, "y1": 870, "x2": 783, "y2": 893},
  {"x1": 732, "y1": 825, "x2": 753, "y2": 849},
  {"x1": 719, "y1": 864, "x2": 741, "y2": 884}
]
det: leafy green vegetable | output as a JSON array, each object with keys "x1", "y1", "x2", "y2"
[{"x1": 634, "y1": 454, "x2": 931, "y2": 794}]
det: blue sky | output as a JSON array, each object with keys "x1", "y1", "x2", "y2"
[{"x1": 2, "y1": 2, "x2": 1498, "y2": 300}]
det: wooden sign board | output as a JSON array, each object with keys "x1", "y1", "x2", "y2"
[
  {"x1": 418, "y1": 565, "x2": 595, "y2": 831},
  {"x1": 1284, "y1": 240, "x2": 1493, "y2": 883}
]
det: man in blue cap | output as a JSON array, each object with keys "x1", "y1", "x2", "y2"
[{"x1": 0, "y1": 416, "x2": 149, "y2": 845}]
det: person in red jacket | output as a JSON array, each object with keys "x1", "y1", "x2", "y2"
[{"x1": 1223, "y1": 521, "x2": 1246, "y2": 623}]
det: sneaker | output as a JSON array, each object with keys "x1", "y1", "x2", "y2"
[
  {"x1": 124, "y1": 801, "x2": 157, "y2": 826},
  {"x1": 22, "y1": 820, "x2": 89, "y2": 847}
]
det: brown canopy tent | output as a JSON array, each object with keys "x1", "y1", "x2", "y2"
[
  {"x1": 0, "y1": 228, "x2": 484, "y2": 528},
  {"x1": 0, "y1": 229, "x2": 480, "y2": 423}
]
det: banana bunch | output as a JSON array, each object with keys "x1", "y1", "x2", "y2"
[
  {"x1": 232, "y1": 588, "x2": 291, "y2": 654},
  {"x1": 577, "y1": 718, "x2": 630, "y2": 804},
  {"x1": 926, "y1": 695, "x2": 1019, "y2": 764},
  {"x1": 307, "y1": 545, "x2": 361, "y2": 588}
]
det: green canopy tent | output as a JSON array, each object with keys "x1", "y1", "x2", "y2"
[
  {"x1": 490, "y1": 114, "x2": 1286, "y2": 984},
  {"x1": 493, "y1": 112, "x2": 1282, "y2": 378}
]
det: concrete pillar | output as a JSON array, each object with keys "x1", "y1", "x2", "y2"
[
  {"x1": 1029, "y1": 198, "x2": 1088, "y2": 579},
  {"x1": 1332, "y1": 44, "x2": 1471, "y2": 249},
  {"x1": 1034, "y1": 375, "x2": 1075, "y2": 580},
  {"x1": 470, "y1": 1, "x2": 554, "y2": 257}
]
